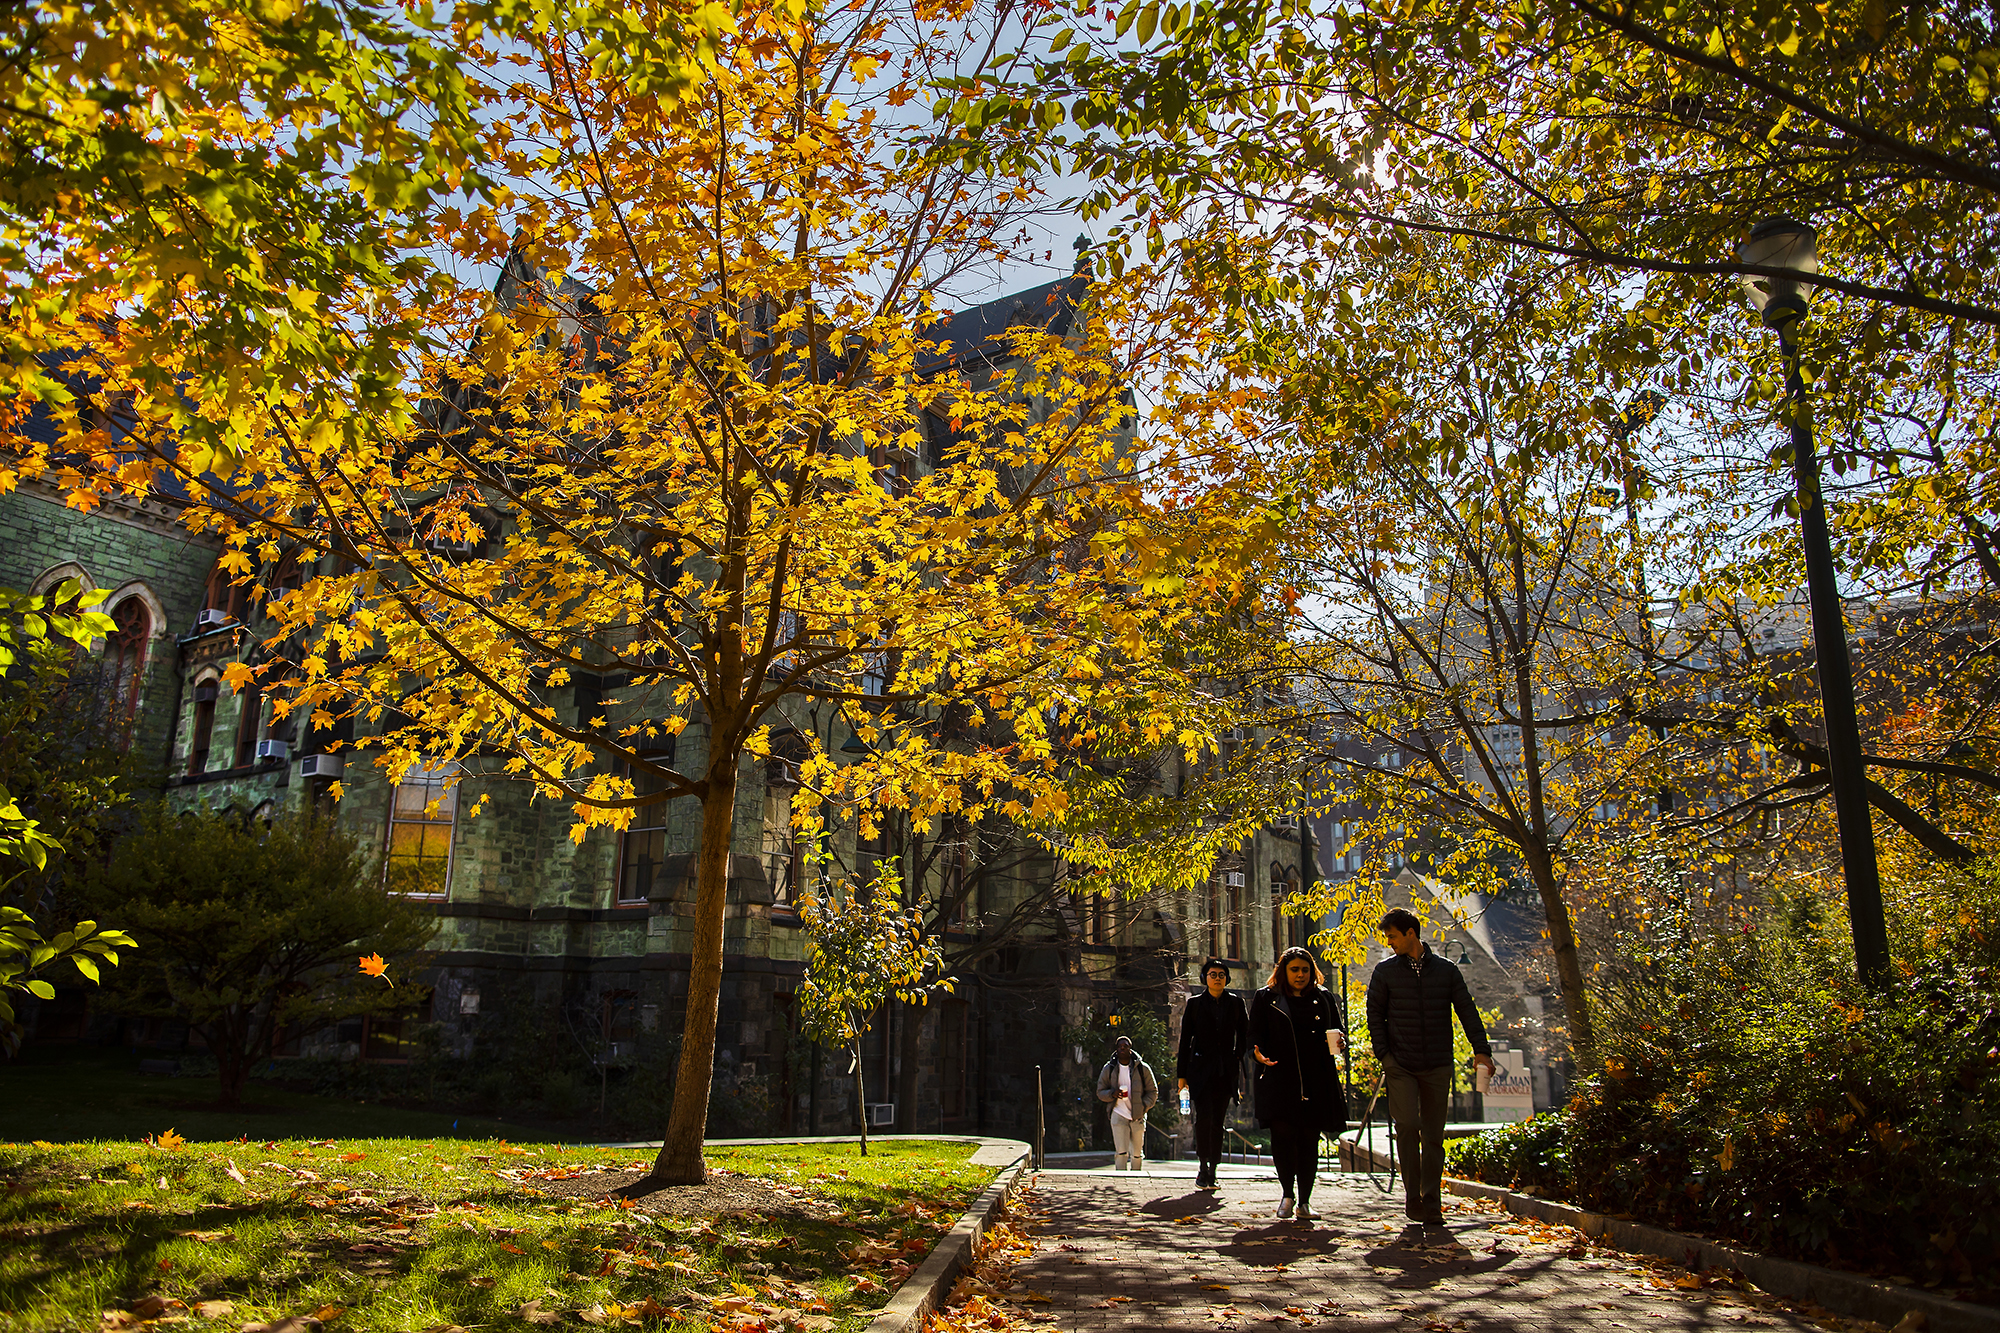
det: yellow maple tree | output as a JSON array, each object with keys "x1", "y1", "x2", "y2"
[{"x1": 164, "y1": 0, "x2": 1273, "y2": 1185}]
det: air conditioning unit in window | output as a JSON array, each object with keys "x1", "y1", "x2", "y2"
[
  {"x1": 1272, "y1": 816, "x2": 1299, "y2": 831},
  {"x1": 427, "y1": 536, "x2": 478, "y2": 555},
  {"x1": 1225, "y1": 727, "x2": 1251, "y2": 742},
  {"x1": 256, "y1": 739, "x2": 290, "y2": 762},
  {"x1": 298, "y1": 753, "x2": 344, "y2": 779},
  {"x1": 1224, "y1": 870, "x2": 1245, "y2": 889},
  {"x1": 194, "y1": 608, "x2": 231, "y2": 630},
  {"x1": 865, "y1": 1102, "x2": 896, "y2": 1128}
]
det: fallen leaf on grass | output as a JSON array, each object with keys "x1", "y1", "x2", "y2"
[
  {"x1": 850, "y1": 1276, "x2": 885, "y2": 1294},
  {"x1": 515, "y1": 1302, "x2": 560, "y2": 1327},
  {"x1": 238, "y1": 1316, "x2": 323, "y2": 1333},
  {"x1": 340, "y1": 1153, "x2": 365, "y2": 1163},
  {"x1": 466, "y1": 1276, "x2": 497, "y2": 1289},
  {"x1": 177, "y1": 1231, "x2": 233, "y2": 1243},
  {"x1": 192, "y1": 1305, "x2": 235, "y2": 1320}
]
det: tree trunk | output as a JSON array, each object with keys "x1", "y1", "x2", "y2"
[
  {"x1": 643, "y1": 759, "x2": 738, "y2": 1186},
  {"x1": 1523, "y1": 846, "x2": 1594, "y2": 1067},
  {"x1": 852, "y1": 1037, "x2": 869, "y2": 1156},
  {"x1": 216, "y1": 1047, "x2": 246, "y2": 1108},
  {"x1": 210, "y1": 1016, "x2": 246, "y2": 1108}
]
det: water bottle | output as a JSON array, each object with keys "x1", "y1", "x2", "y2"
[{"x1": 1179, "y1": 1087, "x2": 1191, "y2": 1116}]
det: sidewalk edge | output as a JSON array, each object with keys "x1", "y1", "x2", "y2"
[
  {"x1": 863, "y1": 1145, "x2": 1032, "y2": 1333},
  {"x1": 1444, "y1": 1177, "x2": 2000, "y2": 1333}
]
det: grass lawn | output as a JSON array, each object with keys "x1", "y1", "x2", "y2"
[{"x1": 0, "y1": 1137, "x2": 995, "y2": 1333}]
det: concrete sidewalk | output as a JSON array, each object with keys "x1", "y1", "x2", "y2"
[{"x1": 1008, "y1": 1169, "x2": 1852, "y2": 1331}]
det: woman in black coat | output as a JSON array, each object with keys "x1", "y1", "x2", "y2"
[
  {"x1": 1176, "y1": 956, "x2": 1250, "y2": 1189},
  {"x1": 1249, "y1": 945, "x2": 1348, "y2": 1222}
]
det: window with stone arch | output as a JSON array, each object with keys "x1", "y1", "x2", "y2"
[{"x1": 103, "y1": 596, "x2": 151, "y2": 746}]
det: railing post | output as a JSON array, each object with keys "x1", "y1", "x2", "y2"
[{"x1": 1033, "y1": 1065, "x2": 1045, "y2": 1169}]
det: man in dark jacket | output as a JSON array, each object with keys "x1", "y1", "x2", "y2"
[
  {"x1": 1366, "y1": 909, "x2": 1494, "y2": 1228},
  {"x1": 1176, "y1": 957, "x2": 1249, "y2": 1189}
]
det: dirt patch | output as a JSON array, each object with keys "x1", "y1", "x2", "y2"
[{"x1": 526, "y1": 1170, "x2": 842, "y2": 1221}]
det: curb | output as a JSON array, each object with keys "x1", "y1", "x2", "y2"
[
  {"x1": 864, "y1": 1142, "x2": 1032, "y2": 1333},
  {"x1": 1444, "y1": 1177, "x2": 2000, "y2": 1333}
]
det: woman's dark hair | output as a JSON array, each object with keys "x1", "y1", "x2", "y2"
[
  {"x1": 1267, "y1": 945, "x2": 1323, "y2": 993},
  {"x1": 1379, "y1": 908, "x2": 1421, "y2": 935},
  {"x1": 1199, "y1": 957, "x2": 1231, "y2": 981}
]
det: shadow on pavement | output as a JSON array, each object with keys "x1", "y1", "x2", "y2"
[{"x1": 1136, "y1": 1191, "x2": 1230, "y2": 1221}]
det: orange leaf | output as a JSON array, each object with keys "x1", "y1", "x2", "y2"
[
  {"x1": 341, "y1": 1153, "x2": 366, "y2": 1163},
  {"x1": 358, "y1": 954, "x2": 392, "y2": 985},
  {"x1": 152, "y1": 1128, "x2": 186, "y2": 1153}
]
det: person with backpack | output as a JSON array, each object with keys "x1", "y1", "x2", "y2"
[{"x1": 1096, "y1": 1035, "x2": 1160, "y2": 1170}]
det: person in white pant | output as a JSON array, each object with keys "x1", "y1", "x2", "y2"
[{"x1": 1095, "y1": 1036, "x2": 1160, "y2": 1170}]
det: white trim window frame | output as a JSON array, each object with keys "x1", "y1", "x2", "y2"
[{"x1": 386, "y1": 763, "x2": 459, "y2": 899}]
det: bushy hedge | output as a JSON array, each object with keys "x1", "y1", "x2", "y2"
[{"x1": 1446, "y1": 865, "x2": 2000, "y2": 1289}]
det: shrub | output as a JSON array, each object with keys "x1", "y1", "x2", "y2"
[
  {"x1": 1446, "y1": 861, "x2": 2000, "y2": 1288},
  {"x1": 74, "y1": 806, "x2": 437, "y2": 1106}
]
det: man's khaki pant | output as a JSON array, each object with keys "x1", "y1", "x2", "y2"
[{"x1": 1111, "y1": 1114, "x2": 1143, "y2": 1170}]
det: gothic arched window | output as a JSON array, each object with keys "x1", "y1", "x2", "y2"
[{"x1": 105, "y1": 597, "x2": 151, "y2": 745}]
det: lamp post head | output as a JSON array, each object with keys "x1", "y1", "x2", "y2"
[{"x1": 1736, "y1": 218, "x2": 1819, "y2": 327}]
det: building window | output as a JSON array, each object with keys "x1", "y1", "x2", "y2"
[
  {"x1": 763, "y1": 784, "x2": 799, "y2": 913},
  {"x1": 602, "y1": 990, "x2": 639, "y2": 1059},
  {"x1": 105, "y1": 596, "x2": 150, "y2": 742},
  {"x1": 861, "y1": 653, "x2": 888, "y2": 697},
  {"x1": 202, "y1": 563, "x2": 248, "y2": 623},
  {"x1": 861, "y1": 1005, "x2": 892, "y2": 1105},
  {"x1": 362, "y1": 993, "x2": 432, "y2": 1061},
  {"x1": 386, "y1": 764, "x2": 457, "y2": 898},
  {"x1": 232, "y1": 678, "x2": 263, "y2": 769},
  {"x1": 187, "y1": 680, "x2": 218, "y2": 775},
  {"x1": 618, "y1": 753, "x2": 675, "y2": 905},
  {"x1": 1216, "y1": 872, "x2": 1232, "y2": 956},
  {"x1": 942, "y1": 838, "x2": 970, "y2": 929},
  {"x1": 939, "y1": 999, "x2": 970, "y2": 1121},
  {"x1": 1271, "y1": 861, "x2": 1289, "y2": 955}
]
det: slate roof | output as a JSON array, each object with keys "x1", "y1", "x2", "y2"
[{"x1": 920, "y1": 271, "x2": 1089, "y2": 374}]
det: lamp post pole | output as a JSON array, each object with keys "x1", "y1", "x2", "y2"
[{"x1": 1738, "y1": 218, "x2": 1890, "y2": 987}]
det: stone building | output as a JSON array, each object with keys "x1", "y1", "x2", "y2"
[{"x1": 4, "y1": 273, "x2": 1311, "y2": 1149}]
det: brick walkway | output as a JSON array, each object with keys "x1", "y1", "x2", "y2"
[{"x1": 1005, "y1": 1169, "x2": 1855, "y2": 1332}]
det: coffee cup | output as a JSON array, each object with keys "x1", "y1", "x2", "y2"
[{"x1": 1474, "y1": 1063, "x2": 1492, "y2": 1095}]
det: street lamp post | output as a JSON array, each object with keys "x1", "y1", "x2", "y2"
[{"x1": 1736, "y1": 217, "x2": 1891, "y2": 986}]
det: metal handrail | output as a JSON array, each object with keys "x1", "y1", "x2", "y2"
[
  {"x1": 1223, "y1": 1126, "x2": 1269, "y2": 1165},
  {"x1": 1348, "y1": 1077, "x2": 1398, "y2": 1195}
]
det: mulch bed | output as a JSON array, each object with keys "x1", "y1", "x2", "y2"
[{"x1": 522, "y1": 1169, "x2": 843, "y2": 1221}]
